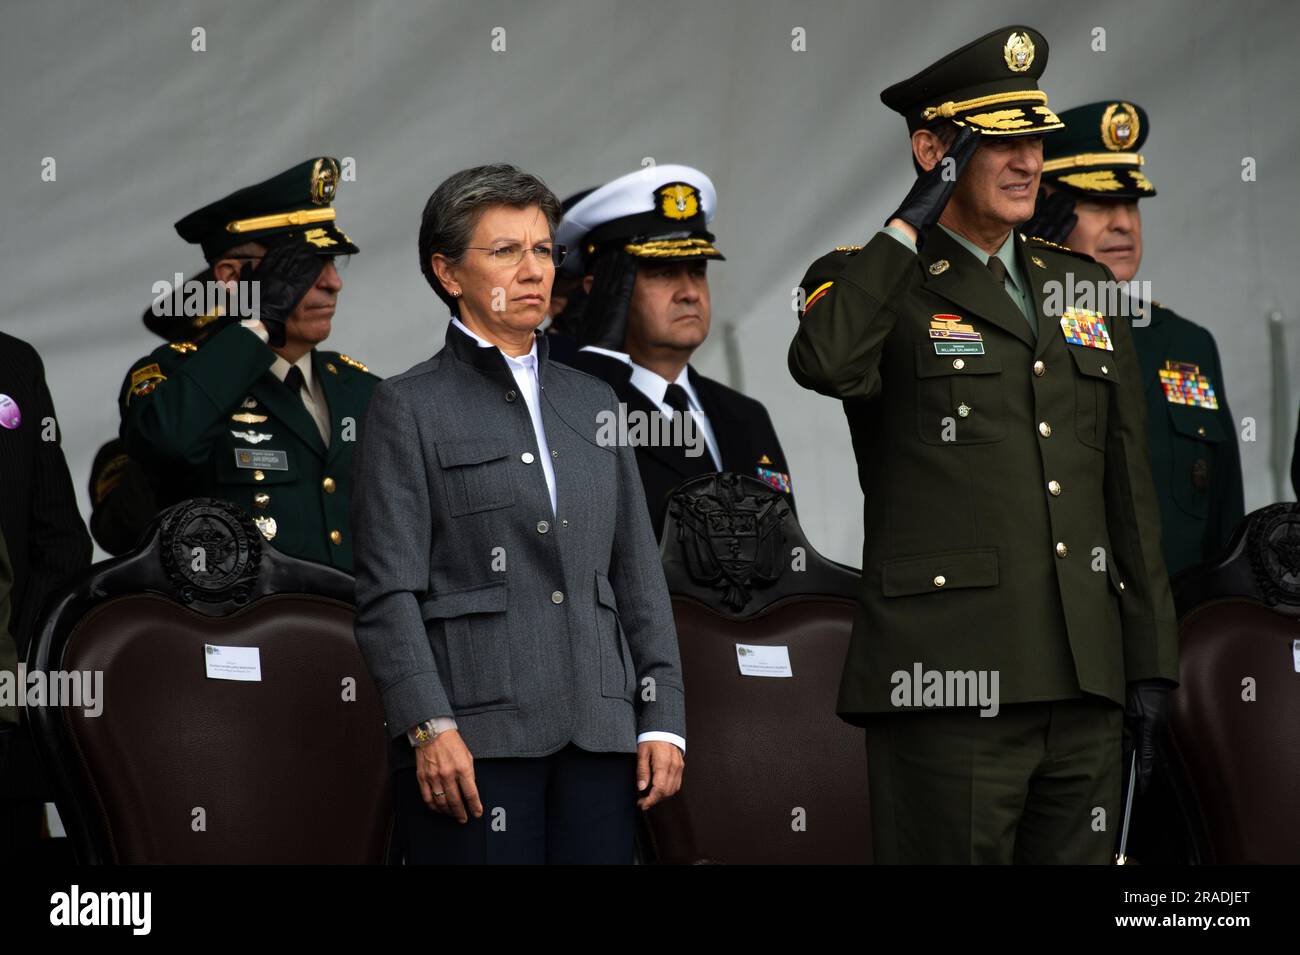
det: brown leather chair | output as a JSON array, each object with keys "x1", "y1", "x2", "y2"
[
  {"x1": 642, "y1": 472, "x2": 869, "y2": 863},
  {"x1": 27, "y1": 498, "x2": 391, "y2": 863},
  {"x1": 1150, "y1": 503, "x2": 1300, "y2": 864}
]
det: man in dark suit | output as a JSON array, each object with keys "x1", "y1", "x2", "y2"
[
  {"x1": 555, "y1": 164, "x2": 796, "y2": 538},
  {"x1": 0, "y1": 331, "x2": 92, "y2": 859},
  {"x1": 789, "y1": 26, "x2": 1178, "y2": 863}
]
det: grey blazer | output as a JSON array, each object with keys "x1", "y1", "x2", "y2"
[{"x1": 351, "y1": 321, "x2": 686, "y2": 768}]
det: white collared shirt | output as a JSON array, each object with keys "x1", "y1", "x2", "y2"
[
  {"x1": 269, "y1": 352, "x2": 331, "y2": 446},
  {"x1": 578, "y1": 345, "x2": 723, "y2": 470},
  {"x1": 452, "y1": 318, "x2": 557, "y2": 514},
  {"x1": 434, "y1": 324, "x2": 684, "y2": 756}
]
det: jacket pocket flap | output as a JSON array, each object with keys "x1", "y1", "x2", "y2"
[
  {"x1": 1067, "y1": 345, "x2": 1119, "y2": 383},
  {"x1": 915, "y1": 343, "x2": 1002, "y2": 379},
  {"x1": 1167, "y1": 403, "x2": 1228, "y2": 442},
  {"x1": 594, "y1": 570, "x2": 619, "y2": 611},
  {"x1": 882, "y1": 548, "x2": 999, "y2": 596},
  {"x1": 436, "y1": 438, "x2": 510, "y2": 468},
  {"x1": 420, "y1": 581, "x2": 508, "y2": 619}
]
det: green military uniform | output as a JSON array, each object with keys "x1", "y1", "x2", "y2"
[
  {"x1": 1042, "y1": 102, "x2": 1245, "y2": 576},
  {"x1": 788, "y1": 27, "x2": 1179, "y2": 863},
  {"x1": 117, "y1": 158, "x2": 379, "y2": 572}
]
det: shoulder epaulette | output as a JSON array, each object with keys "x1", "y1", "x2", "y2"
[
  {"x1": 834, "y1": 244, "x2": 864, "y2": 254},
  {"x1": 168, "y1": 341, "x2": 198, "y2": 354},
  {"x1": 1023, "y1": 233, "x2": 1098, "y2": 263},
  {"x1": 337, "y1": 353, "x2": 370, "y2": 373}
]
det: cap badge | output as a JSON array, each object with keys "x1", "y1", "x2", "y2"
[
  {"x1": 310, "y1": 158, "x2": 339, "y2": 205},
  {"x1": 1004, "y1": 31, "x2": 1035, "y2": 72},
  {"x1": 1101, "y1": 102, "x2": 1140, "y2": 151},
  {"x1": 656, "y1": 182, "x2": 699, "y2": 221}
]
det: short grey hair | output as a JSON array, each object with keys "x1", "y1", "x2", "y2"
[{"x1": 418, "y1": 164, "x2": 562, "y2": 316}]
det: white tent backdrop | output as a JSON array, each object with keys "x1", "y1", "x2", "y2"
[{"x1": 2, "y1": 0, "x2": 1297, "y2": 565}]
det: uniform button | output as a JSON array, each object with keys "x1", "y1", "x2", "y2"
[
  {"x1": 1100, "y1": 365, "x2": 1109, "y2": 375},
  {"x1": 330, "y1": 529, "x2": 342, "y2": 545},
  {"x1": 1119, "y1": 581, "x2": 1126, "y2": 591},
  {"x1": 952, "y1": 358, "x2": 965, "y2": 370},
  {"x1": 253, "y1": 492, "x2": 270, "y2": 509},
  {"x1": 537, "y1": 520, "x2": 550, "y2": 534},
  {"x1": 1033, "y1": 360, "x2": 1045, "y2": 377},
  {"x1": 253, "y1": 469, "x2": 266, "y2": 482},
  {"x1": 322, "y1": 476, "x2": 336, "y2": 493},
  {"x1": 1038, "y1": 421, "x2": 1052, "y2": 438},
  {"x1": 1055, "y1": 542, "x2": 1068, "y2": 558},
  {"x1": 551, "y1": 590, "x2": 564, "y2": 604},
  {"x1": 561, "y1": 518, "x2": 569, "y2": 527},
  {"x1": 505, "y1": 390, "x2": 517, "y2": 402},
  {"x1": 1196, "y1": 426, "x2": 1206, "y2": 437},
  {"x1": 521, "y1": 452, "x2": 535, "y2": 464},
  {"x1": 933, "y1": 575, "x2": 946, "y2": 588},
  {"x1": 1048, "y1": 480, "x2": 1062, "y2": 496},
  {"x1": 551, "y1": 449, "x2": 558, "y2": 458}
]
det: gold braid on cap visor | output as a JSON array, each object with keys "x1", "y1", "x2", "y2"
[
  {"x1": 622, "y1": 237, "x2": 720, "y2": 257},
  {"x1": 920, "y1": 90, "x2": 1063, "y2": 134}
]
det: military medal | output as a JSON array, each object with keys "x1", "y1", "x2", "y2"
[
  {"x1": 930, "y1": 315, "x2": 985, "y2": 355},
  {"x1": 0, "y1": 394, "x2": 20, "y2": 430},
  {"x1": 1059, "y1": 309, "x2": 1114, "y2": 350},
  {"x1": 755, "y1": 466, "x2": 792, "y2": 494},
  {"x1": 1158, "y1": 361, "x2": 1219, "y2": 410},
  {"x1": 231, "y1": 430, "x2": 274, "y2": 444}
]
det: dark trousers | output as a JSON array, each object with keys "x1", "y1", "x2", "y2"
[
  {"x1": 864, "y1": 698, "x2": 1122, "y2": 864},
  {"x1": 394, "y1": 742, "x2": 638, "y2": 864}
]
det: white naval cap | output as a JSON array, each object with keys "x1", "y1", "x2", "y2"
[{"x1": 556, "y1": 163, "x2": 723, "y2": 274}]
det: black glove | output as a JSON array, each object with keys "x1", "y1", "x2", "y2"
[
  {"x1": 1123, "y1": 679, "x2": 1174, "y2": 795},
  {"x1": 886, "y1": 124, "x2": 982, "y2": 239},
  {"x1": 1023, "y1": 187, "x2": 1078, "y2": 245},
  {"x1": 577, "y1": 249, "x2": 638, "y2": 351},
  {"x1": 239, "y1": 242, "x2": 325, "y2": 348}
]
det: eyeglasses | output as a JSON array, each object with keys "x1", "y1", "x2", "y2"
[{"x1": 463, "y1": 243, "x2": 568, "y2": 268}]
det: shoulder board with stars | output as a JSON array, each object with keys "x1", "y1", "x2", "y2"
[
  {"x1": 336, "y1": 354, "x2": 370, "y2": 373},
  {"x1": 1022, "y1": 234, "x2": 1098, "y2": 263},
  {"x1": 168, "y1": 341, "x2": 198, "y2": 354}
]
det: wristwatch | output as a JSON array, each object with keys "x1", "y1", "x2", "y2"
[{"x1": 408, "y1": 719, "x2": 441, "y2": 748}]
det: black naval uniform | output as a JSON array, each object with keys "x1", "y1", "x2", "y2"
[
  {"x1": 569, "y1": 350, "x2": 797, "y2": 537},
  {"x1": 556, "y1": 163, "x2": 796, "y2": 540}
]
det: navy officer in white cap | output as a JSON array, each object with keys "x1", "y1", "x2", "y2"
[{"x1": 556, "y1": 163, "x2": 796, "y2": 538}]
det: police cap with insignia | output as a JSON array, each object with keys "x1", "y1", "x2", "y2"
[
  {"x1": 174, "y1": 156, "x2": 360, "y2": 260},
  {"x1": 1041, "y1": 101, "x2": 1155, "y2": 198},
  {"x1": 880, "y1": 25, "x2": 1064, "y2": 138},
  {"x1": 556, "y1": 163, "x2": 725, "y2": 275}
]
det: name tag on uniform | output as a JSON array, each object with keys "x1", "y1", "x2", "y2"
[
  {"x1": 1060, "y1": 309, "x2": 1113, "y2": 350},
  {"x1": 934, "y1": 341, "x2": 985, "y2": 356},
  {"x1": 234, "y1": 448, "x2": 289, "y2": 471},
  {"x1": 1159, "y1": 361, "x2": 1219, "y2": 410}
]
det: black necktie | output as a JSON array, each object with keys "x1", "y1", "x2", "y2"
[
  {"x1": 283, "y1": 365, "x2": 305, "y2": 395},
  {"x1": 663, "y1": 383, "x2": 692, "y2": 417},
  {"x1": 987, "y1": 255, "x2": 1009, "y2": 290}
]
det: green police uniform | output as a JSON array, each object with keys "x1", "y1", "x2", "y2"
[
  {"x1": 789, "y1": 27, "x2": 1179, "y2": 863},
  {"x1": 1042, "y1": 101, "x2": 1245, "y2": 576},
  {"x1": 118, "y1": 158, "x2": 379, "y2": 572}
]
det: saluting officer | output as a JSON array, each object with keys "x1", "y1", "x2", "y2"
[
  {"x1": 1029, "y1": 101, "x2": 1245, "y2": 576},
  {"x1": 789, "y1": 27, "x2": 1178, "y2": 863},
  {"x1": 118, "y1": 157, "x2": 379, "y2": 571},
  {"x1": 556, "y1": 164, "x2": 796, "y2": 538}
]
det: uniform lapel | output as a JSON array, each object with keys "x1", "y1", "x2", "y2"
[
  {"x1": 921, "y1": 227, "x2": 1034, "y2": 350},
  {"x1": 315, "y1": 351, "x2": 348, "y2": 465},
  {"x1": 1016, "y1": 235, "x2": 1062, "y2": 359},
  {"x1": 687, "y1": 367, "x2": 740, "y2": 472},
  {"x1": 248, "y1": 360, "x2": 327, "y2": 459}
]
